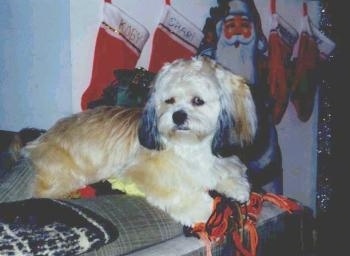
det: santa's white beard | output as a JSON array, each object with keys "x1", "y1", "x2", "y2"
[{"x1": 216, "y1": 38, "x2": 257, "y2": 85}]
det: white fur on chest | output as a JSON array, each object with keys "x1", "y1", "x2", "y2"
[{"x1": 170, "y1": 140, "x2": 219, "y2": 189}]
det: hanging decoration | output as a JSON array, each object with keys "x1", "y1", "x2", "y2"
[
  {"x1": 267, "y1": 0, "x2": 298, "y2": 125},
  {"x1": 147, "y1": 0, "x2": 204, "y2": 73},
  {"x1": 290, "y1": 2, "x2": 320, "y2": 122},
  {"x1": 81, "y1": 0, "x2": 150, "y2": 110}
]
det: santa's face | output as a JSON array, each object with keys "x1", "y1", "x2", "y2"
[{"x1": 222, "y1": 15, "x2": 255, "y2": 47}]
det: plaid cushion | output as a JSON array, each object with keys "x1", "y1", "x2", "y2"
[
  {"x1": 124, "y1": 204, "x2": 311, "y2": 256},
  {"x1": 0, "y1": 158, "x2": 35, "y2": 203},
  {"x1": 0, "y1": 159, "x2": 183, "y2": 255},
  {"x1": 1, "y1": 159, "x2": 312, "y2": 256},
  {"x1": 69, "y1": 195, "x2": 183, "y2": 256},
  {"x1": 75, "y1": 199, "x2": 311, "y2": 256}
]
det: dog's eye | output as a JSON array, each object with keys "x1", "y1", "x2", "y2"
[
  {"x1": 191, "y1": 97, "x2": 205, "y2": 106},
  {"x1": 165, "y1": 97, "x2": 175, "y2": 104}
]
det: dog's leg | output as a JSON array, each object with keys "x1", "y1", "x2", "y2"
[
  {"x1": 135, "y1": 181, "x2": 214, "y2": 225},
  {"x1": 168, "y1": 191, "x2": 213, "y2": 226},
  {"x1": 213, "y1": 156, "x2": 250, "y2": 203},
  {"x1": 123, "y1": 151, "x2": 215, "y2": 226},
  {"x1": 29, "y1": 145, "x2": 92, "y2": 198},
  {"x1": 215, "y1": 175, "x2": 250, "y2": 203}
]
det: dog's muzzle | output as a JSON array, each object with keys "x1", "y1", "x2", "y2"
[{"x1": 172, "y1": 110, "x2": 188, "y2": 130}]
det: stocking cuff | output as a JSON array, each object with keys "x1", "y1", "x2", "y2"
[
  {"x1": 103, "y1": 2, "x2": 150, "y2": 55},
  {"x1": 158, "y1": 5, "x2": 203, "y2": 53},
  {"x1": 310, "y1": 22, "x2": 336, "y2": 60},
  {"x1": 270, "y1": 13, "x2": 298, "y2": 50}
]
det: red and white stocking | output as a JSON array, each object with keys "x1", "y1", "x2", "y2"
[
  {"x1": 148, "y1": 0, "x2": 203, "y2": 73},
  {"x1": 290, "y1": 3, "x2": 320, "y2": 122},
  {"x1": 267, "y1": 0, "x2": 298, "y2": 124},
  {"x1": 81, "y1": 0, "x2": 149, "y2": 110}
]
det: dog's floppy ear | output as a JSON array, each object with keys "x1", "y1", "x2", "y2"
[
  {"x1": 212, "y1": 105, "x2": 236, "y2": 157},
  {"x1": 212, "y1": 63, "x2": 258, "y2": 156},
  {"x1": 138, "y1": 91, "x2": 163, "y2": 150},
  {"x1": 138, "y1": 60, "x2": 178, "y2": 150}
]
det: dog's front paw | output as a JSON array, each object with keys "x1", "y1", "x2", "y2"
[
  {"x1": 228, "y1": 183, "x2": 250, "y2": 203},
  {"x1": 216, "y1": 177, "x2": 250, "y2": 203},
  {"x1": 166, "y1": 192, "x2": 213, "y2": 226}
]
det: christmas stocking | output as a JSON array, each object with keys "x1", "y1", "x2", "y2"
[
  {"x1": 267, "y1": 0, "x2": 298, "y2": 124},
  {"x1": 290, "y1": 3, "x2": 320, "y2": 122},
  {"x1": 81, "y1": 0, "x2": 149, "y2": 110},
  {"x1": 148, "y1": 0, "x2": 204, "y2": 73}
]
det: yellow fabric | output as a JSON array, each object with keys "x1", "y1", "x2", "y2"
[{"x1": 108, "y1": 178, "x2": 145, "y2": 197}]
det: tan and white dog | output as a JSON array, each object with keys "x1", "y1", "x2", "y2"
[{"x1": 23, "y1": 56, "x2": 257, "y2": 226}]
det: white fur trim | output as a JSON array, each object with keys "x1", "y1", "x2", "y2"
[
  {"x1": 310, "y1": 22, "x2": 336, "y2": 60},
  {"x1": 103, "y1": 2, "x2": 149, "y2": 53},
  {"x1": 158, "y1": 5, "x2": 203, "y2": 51},
  {"x1": 270, "y1": 13, "x2": 299, "y2": 49}
]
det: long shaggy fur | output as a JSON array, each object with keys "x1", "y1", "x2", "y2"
[
  {"x1": 23, "y1": 56, "x2": 257, "y2": 226},
  {"x1": 23, "y1": 107, "x2": 142, "y2": 198}
]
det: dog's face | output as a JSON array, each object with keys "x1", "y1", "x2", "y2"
[
  {"x1": 154, "y1": 62, "x2": 222, "y2": 145},
  {"x1": 139, "y1": 56, "x2": 257, "y2": 156}
]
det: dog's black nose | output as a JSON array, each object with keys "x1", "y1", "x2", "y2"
[{"x1": 172, "y1": 110, "x2": 187, "y2": 125}]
